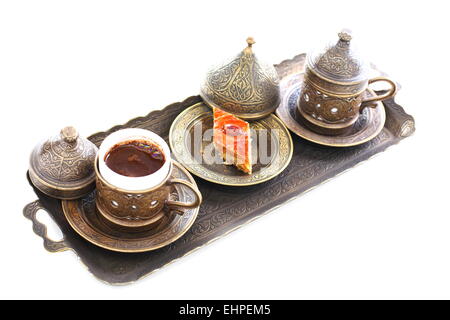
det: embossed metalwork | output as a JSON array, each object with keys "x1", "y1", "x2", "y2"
[
  {"x1": 169, "y1": 102, "x2": 293, "y2": 186},
  {"x1": 29, "y1": 126, "x2": 98, "y2": 199},
  {"x1": 24, "y1": 53, "x2": 415, "y2": 285},
  {"x1": 200, "y1": 37, "x2": 280, "y2": 120},
  {"x1": 95, "y1": 159, "x2": 202, "y2": 228},
  {"x1": 299, "y1": 80, "x2": 364, "y2": 125},
  {"x1": 311, "y1": 29, "x2": 364, "y2": 82},
  {"x1": 301, "y1": 30, "x2": 397, "y2": 131},
  {"x1": 277, "y1": 74, "x2": 386, "y2": 147},
  {"x1": 61, "y1": 161, "x2": 200, "y2": 253},
  {"x1": 23, "y1": 200, "x2": 71, "y2": 253}
]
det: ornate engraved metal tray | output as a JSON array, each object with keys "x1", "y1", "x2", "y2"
[{"x1": 23, "y1": 54, "x2": 415, "y2": 285}]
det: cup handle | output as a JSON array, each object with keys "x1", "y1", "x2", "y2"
[
  {"x1": 165, "y1": 179, "x2": 202, "y2": 214},
  {"x1": 360, "y1": 77, "x2": 397, "y2": 111}
]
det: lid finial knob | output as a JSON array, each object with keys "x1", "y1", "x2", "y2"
[
  {"x1": 246, "y1": 37, "x2": 255, "y2": 47},
  {"x1": 61, "y1": 126, "x2": 79, "y2": 143},
  {"x1": 244, "y1": 37, "x2": 256, "y2": 54},
  {"x1": 338, "y1": 29, "x2": 352, "y2": 42}
]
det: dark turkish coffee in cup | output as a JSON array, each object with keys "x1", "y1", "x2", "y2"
[{"x1": 104, "y1": 140, "x2": 165, "y2": 177}]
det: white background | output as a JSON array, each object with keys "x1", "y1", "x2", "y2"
[{"x1": 0, "y1": 0, "x2": 449, "y2": 299}]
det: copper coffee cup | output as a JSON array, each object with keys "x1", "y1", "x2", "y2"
[
  {"x1": 298, "y1": 75, "x2": 397, "y2": 132},
  {"x1": 298, "y1": 29, "x2": 397, "y2": 135},
  {"x1": 95, "y1": 156, "x2": 202, "y2": 229},
  {"x1": 94, "y1": 129, "x2": 202, "y2": 229}
]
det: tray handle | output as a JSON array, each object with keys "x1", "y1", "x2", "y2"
[
  {"x1": 23, "y1": 200, "x2": 71, "y2": 253},
  {"x1": 381, "y1": 93, "x2": 416, "y2": 138}
]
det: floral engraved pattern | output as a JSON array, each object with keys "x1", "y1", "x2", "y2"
[
  {"x1": 32, "y1": 134, "x2": 96, "y2": 184},
  {"x1": 313, "y1": 40, "x2": 362, "y2": 80},
  {"x1": 304, "y1": 68, "x2": 366, "y2": 96},
  {"x1": 95, "y1": 177, "x2": 169, "y2": 221},
  {"x1": 299, "y1": 80, "x2": 363, "y2": 124},
  {"x1": 202, "y1": 51, "x2": 280, "y2": 115}
]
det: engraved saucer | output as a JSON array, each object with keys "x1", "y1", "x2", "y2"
[
  {"x1": 61, "y1": 161, "x2": 199, "y2": 253},
  {"x1": 169, "y1": 102, "x2": 293, "y2": 186},
  {"x1": 276, "y1": 74, "x2": 386, "y2": 147}
]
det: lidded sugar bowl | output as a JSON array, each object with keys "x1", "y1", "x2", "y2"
[
  {"x1": 200, "y1": 37, "x2": 280, "y2": 120},
  {"x1": 29, "y1": 126, "x2": 98, "y2": 199},
  {"x1": 298, "y1": 29, "x2": 397, "y2": 134}
]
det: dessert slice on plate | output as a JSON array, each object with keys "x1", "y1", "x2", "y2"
[{"x1": 213, "y1": 107, "x2": 252, "y2": 174}]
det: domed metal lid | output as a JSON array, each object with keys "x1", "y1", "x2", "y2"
[
  {"x1": 307, "y1": 29, "x2": 369, "y2": 83},
  {"x1": 29, "y1": 126, "x2": 98, "y2": 199},
  {"x1": 200, "y1": 37, "x2": 280, "y2": 120}
]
